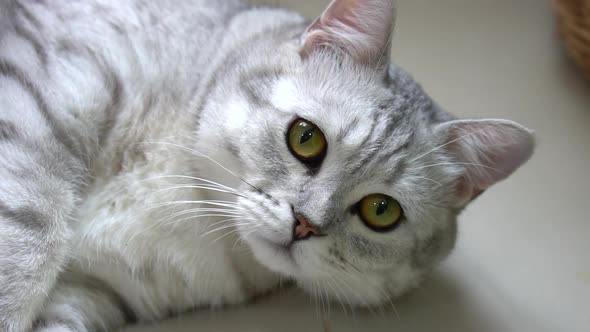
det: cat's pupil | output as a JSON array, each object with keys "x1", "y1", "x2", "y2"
[
  {"x1": 376, "y1": 200, "x2": 387, "y2": 215},
  {"x1": 299, "y1": 128, "x2": 314, "y2": 144}
]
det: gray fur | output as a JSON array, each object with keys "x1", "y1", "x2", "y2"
[
  {"x1": 0, "y1": 201, "x2": 47, "y2": 231},
  {"x1": 0, "y1": 121, "x2": 18, "y2": 141},
  {"x1": 0, "y1": 59, "x2": 81, "y2": 159},
  {"x1": 0, "y1": 0, "x2": 534, "y2": 331}
]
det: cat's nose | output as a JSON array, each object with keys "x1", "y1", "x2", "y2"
[{"x1": 293, "y1": 213, "x2": 320, "y2": 241}]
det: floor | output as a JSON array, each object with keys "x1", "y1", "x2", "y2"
[{"x1": 125, "y1": 1, "x2": 590, "y2": 331}]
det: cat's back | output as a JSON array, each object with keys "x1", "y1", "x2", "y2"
[
  {"x1": 4, "y1": 0, "x2": 249, "y2": 175},
  {"x1": 11, "y1": 0, "x2": 245, "y2": 80}
]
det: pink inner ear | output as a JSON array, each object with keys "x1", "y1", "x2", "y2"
[
  {"x1": 440, "y1": 119, "x2": 535, "y2": 205},
  {"x1": 300, "y1": 0, "x2": 396, "y2": 65}
]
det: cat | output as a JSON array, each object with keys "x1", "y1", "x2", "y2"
[{"x1": 0, "y1": 0, "x2": 535, "y2": 331}]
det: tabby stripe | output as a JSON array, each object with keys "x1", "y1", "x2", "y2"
[
  {"x1": 96, "y1": 64, "x2": 123, "y2": 146},
  {"x1": 14, "y1": 1, "x2": 43, "y2": 30},
  {"x1": 0, "y1": 59, "x2": 82, "y2": 159},
  {"x1": 345, "y1": 112, "x2": 380, "y2": 174},
  {"x1": 14, "y1": 21, "x2": 48, "y2": 66},
  {"x1": 56, "y1": 40, "x2": 125, "y2": 146},
  {"x1": 193, "y1": 21, "x2": 307, "y2": 131},
  {"x1": 238, "y1": 67, "x2": 284, "y2": 107},
  {"x1": 336, "y1": 117, "x2": 360, "y2": 143},
  {"x1": 0, "y1": 120, "x2": 18, "y2": 141},
  {"x1": 62, "y1": 273, "x2": 138, "y2": 325},
  {"x1": 0, "y1": 200, "x2": 45, "y2": 231}
]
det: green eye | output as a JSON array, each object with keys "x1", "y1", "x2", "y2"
[
  {"x1": 287, "y1": 118, "x2": 327, "y2": 163},
  {"x1": 358, "y1": 194, "x2": 403, "y2": 231}
]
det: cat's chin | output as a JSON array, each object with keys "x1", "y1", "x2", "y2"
[{"x1": 242, "y1": 233, "x2": 303, "y2": 277}]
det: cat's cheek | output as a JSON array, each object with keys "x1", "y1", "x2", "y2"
[{"x1": 247, "y1": 238, "x2": 300, "y2": 277}]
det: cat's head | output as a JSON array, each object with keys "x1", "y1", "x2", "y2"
[{"x1": 197, "y1": 0, "x2": 534, "y2": 306}]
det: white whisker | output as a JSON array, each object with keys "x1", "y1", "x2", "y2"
[
  {"x1": 141, "y1": 200, "x2": 246, "y2": 212},
  {"x1": 201, "y1": 222, "x2": 251, "y2": 238},
  {"x1": 408, "y1": 129, "x2": 485, "y2": 163},
  {"x1": 207, "y1": 217, "x2": 249, "y2": 230},
  {"x1": 110, "y1": 174, "x2": 241, "y2": 197},
  {"x1": 232, "y1": 227, "x2": 259, "y2": 250},
  {"x1": 171, "y1": 216, "x2": 249, "y2": 228},
  {"x1": 139, "y1": 141, "x2": 261, "y2": 191},
  {"x1": 409, "y1": 162, "x2": 504, "y2": 174},
  {"x1": 154, "y1": 207, "x2": 243, "y2": 225},
  {"x1": 412, "y1": 175, "x2": 442, "y2": 187},
  {"x1": 325, "y1": 275, "x2": 348, "y2": 317},
  {"x1": 148, "y1": 184, "x2": 242, "y2": 198},
  {"x1": 209, "y1": 228, "x2": 242, "y2": 245}
]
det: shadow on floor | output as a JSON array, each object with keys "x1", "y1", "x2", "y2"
[{"x1": 124, "y1": 268, "x2": 507, "y2": 332}]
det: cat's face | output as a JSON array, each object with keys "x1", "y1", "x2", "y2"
[
  {"x1": 196, "y1": 0, "x2": 534, "y2": 307},
  {"x1": 227, "y1": 56, "x2": 460, "y2": 305}
]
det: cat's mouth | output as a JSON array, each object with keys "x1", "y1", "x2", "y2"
[{"x1": 243, "y1": 232, "x2": 303, "y2": 277}]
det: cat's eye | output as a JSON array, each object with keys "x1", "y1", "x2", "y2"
[
  {"x1": 287, "y1": 118, "x2": 327, "y2": 164},
  {"x1": 358, "y1": 194, "x2": 403, "y2": 231}
]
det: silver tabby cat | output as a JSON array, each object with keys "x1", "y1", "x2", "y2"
[{"x1": 0, "y1": 0, "x2": 534, "y2": 331}]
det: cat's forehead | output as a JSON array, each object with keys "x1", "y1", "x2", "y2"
[
  {"x1": 270, "y1": 81, "x2": 420, "y2": 188},
  {"x1": 270, "y1": 69, "x2": 425, "y2": 149},
  {"x1": 269, "y1": 71, "x2": 406, "y2": 147},
  {"x1": 271, "y1": 77, "x2": 373, "y2": 142}
]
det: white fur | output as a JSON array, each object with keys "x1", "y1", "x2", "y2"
[{"x1": 0, "y1": 1, "x2": 534, "y2": 331}]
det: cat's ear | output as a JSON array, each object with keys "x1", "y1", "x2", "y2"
[
  {"x1": 300, "y1": 0, "x2": 396, "y2": 67},
  {"x1": 434, "y1": 119, "x2": 535, "y2": 206}
]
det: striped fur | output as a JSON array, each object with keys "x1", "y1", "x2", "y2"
[{"x1": 0, "y1": 1, "x2": 534, "y2": 331}]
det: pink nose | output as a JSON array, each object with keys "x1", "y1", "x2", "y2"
[{"x1": 293, "y1": 213, "x2": 320, "y2": 241}]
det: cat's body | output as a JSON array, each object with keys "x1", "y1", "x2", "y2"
[
  {"x1": 1, "y1": 0, "x2": 295, "y2": 329},
  {"x1": 0, "y1": 0, "x2": 534, "y2": 331}
]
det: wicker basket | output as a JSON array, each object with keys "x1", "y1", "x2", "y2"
[{"x1": 554, "y1": 0, "x2": 590, "y2": 78}]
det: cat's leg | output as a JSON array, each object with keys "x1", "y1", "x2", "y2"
[
  {"x1": 0, "y1": 46, "x2": 88, "y2": 332},
  {"x1": 0, "y1": 127, "x2": 86, "y2": 331},
  {"x1": 33, "y1": 274, "x2": 132, "y2": 332}
]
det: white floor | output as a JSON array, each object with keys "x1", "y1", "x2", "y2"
[{"x1": 126, "y1": 1, "x2": 590, "y2": 331}]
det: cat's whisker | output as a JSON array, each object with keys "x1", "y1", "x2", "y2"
[
  {"x1": 170, "y1": 216, "x2": 249, "y2": 228},
  {"x1": 312, "y1": 280, "x2": 320, "y2": 319},
  {"x1": 133, "y1": 205, "x2": 239, "y2": 226},
  {"x1": 110, "y1": 174, "x2": 241, "y2": 197},
  {"x1": 340, "y1": 257, "x2": 361, "y2": 274},
  {"x1": 407, "y1": 129, "x2": 487, "y2": 164},
  {"x1": 114, "y1": 199, "x2": 239, "y2": 228},
  {"x1": 367, "y1": 279, "x2": 399, "y2": 320},
  {"x1": 170, "y1": 209, "x2": 244, "y2": 222},
  {"x1": 389, "y1": 297, "x2": 400, "y2": 320},
  {"x1": 148, "y1": 201, "x2": 243, "y2": 214},
  {"x1": 409, "y1": 162, "x2": 505, "y2": 174},
  {"x1": 141, "y1": 200, "x2": 246, "y2": 212},
  {"x1": 207, "y1": 216, "x2": 248, "y2": 230},
  {"x1": 330, "y1": 274, "x2": 356, "y2": 320},
  {"x1": 412, "y1": 175, "x2": 442, "y2": 187},
  {"x1": 200, "y1": 222, "x2": 251, "y2": 238},
  {"x1": 318, "y1": 282, "x2": 326, "y2": 317},
  {"x1": 232, "y1": 227, "x2": 259, "y2": 250},
  {"x1": 109, "y1": 187, "x2": 249, "y2": 224},
  {"x1": 141, "y1": 213, "x2": 242, "y2": 238},
  {"x1": 148, "y1": 184, "x2": 244, "y2": 198},
  {"x1": 155, "y1": 209, "x2": 243, "y2": 227},
  {"x1": 330, "y1": 277, "x2": 356, "y2": 320},
  {"x1": 208, "y1": 227, "x2": 242, "y2": 245},
  {"x1": 324, "y1": 275, "x2": 349, "y2": 318},
  {"x1": 138, "y1": 141, "x2": 263, "y2": 193},
  {"x1": 329, "y1": 272, "x2": 369, "y2": 317},
  {"x1": 375, "y1": 18, "x2": 395, "y2": 71},
  {"x1": 344, "y1": 271, "x2": 396, "y2": 319}
]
